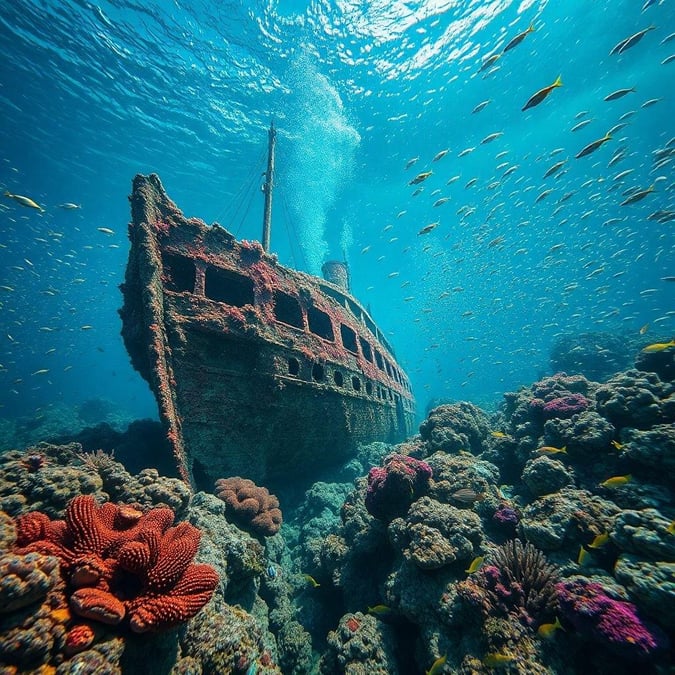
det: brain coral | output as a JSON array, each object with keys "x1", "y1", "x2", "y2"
[{"x1": 215, "y1": 477, "x2": 283, "y2": 537}]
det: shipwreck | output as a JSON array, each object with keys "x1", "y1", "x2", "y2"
[{"x1": 120, "y1": 124, "x2": 416, "y2": 489}]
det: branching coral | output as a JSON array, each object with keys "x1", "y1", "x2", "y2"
[{"x1": 458, "y1": 539, "x2": 559, "y2": 629}]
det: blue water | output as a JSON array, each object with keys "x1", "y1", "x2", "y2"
[{"x1": 0, "y1": 0, "x2": 673, "y2": 423}]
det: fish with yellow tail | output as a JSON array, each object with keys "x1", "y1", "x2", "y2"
[
  {"x1": 483, "y1": 652, "x2": 515, "y2": 667},
  {"x1": 610, "y1": 440, "x2": 623, "y2": 451},
  {"x1": 367, "y1": 604, "x2": 392, "y2": 617},
  {"x1": 577, "y1": 545, "x2": 590, "y2": 566},
  {"x1": 3, "y1": 191, "x2": 44, "y2": 212},
  {"x1": 522, "y1": 75, "x2": 562, "y2": 111},
  {"x1": 536, "y1": 445, "x2": 567, "y2": 455},
  {"x1": 641, "y1": 339, "x2": 675, "y2": 353},
  {"x1": 426, "y1": 654, "x2": 447, "y2": 675},
  {"x1": 537, "y1": 616, "x2": 565, "y2": 639},
  {"x1": 503, "y1": 24, "x2": 535, "y2": 53},
  {"x1": 667, "y1": 520, "x2": 675, "y2": 535},
  {"x1": 303, "y1": 574, "x2": 320, "y2": 588},
  {"x1": 600, "y1": 474, "x2": 632, "y2": 488},
  {"x1": 576, "y1": 133, "x2": 612, "y2": 158},
  {"x1": 465, "y1": 555, "x2": 484, "y2": 574}
]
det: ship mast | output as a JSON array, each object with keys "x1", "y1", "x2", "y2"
[{"x1": 261, "y1": 121, "x2": 276, "y2": 252}]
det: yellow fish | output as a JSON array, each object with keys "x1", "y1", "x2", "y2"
[
  {"x1": 667, "y1": 521, "x2": 675, "y2": 535},
  {"x1": 409, "y1": 170, "x2": 433, "y2": 186},
  {"x1": 610, "y1": 440, "x2": 623, "y2": 450},
  {"x1": 367, "y1": 604, "x2": 392, "y2": 616},
  {"x1": 465, "y1": 555, "x2": 484, "y2": 574},
  {"x1": 642, "y1": 339, "x2": 675, "y2": 353},
  {"x1": 491, "y1": 431, "x2": 508, "y2": 438},
  {"x1": 600, "y1": 474, "x2": 632, "y2": 488},
  {"x1": 4, "y1": 190, "x2": 44, "y2": 212},
  {"x1": 537, "y1": 616, "x2": 564, "y2": 639},
  {"x1": 588, "y1": 532, "x2": 610, "y2": 549},
  {"x1": 577, "y1": 545, "x2": 590, "y2": 565},
  {"x1": 426, "y1": 654, "x2": 447, "y2": 675},
  {"x1": 483, "y1": 652, "x2": 515, "y2": 667},
  {"x1": 303, "y1": 574, "x2": 320, "y2": 588},
  {"x1": 536, "y1": 445, "x2": 567, "y2": 455}
]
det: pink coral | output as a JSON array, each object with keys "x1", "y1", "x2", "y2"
[
  {"x1": 541, "y1": 393, "x2": 590, "y2": 419},
  {"x1": 556, "y1": 579, "x2": 669, "y2": 659},
  {"x1": 365, "y1": 454, "x2": 432, "y2": 522}
]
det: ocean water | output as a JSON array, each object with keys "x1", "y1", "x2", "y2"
[{"x1": 0, "y1": 0, "x2": 673, "y2": 425}]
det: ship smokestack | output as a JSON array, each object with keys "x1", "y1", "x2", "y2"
[{"x1": 322, "y1": 260, "x2": 350, "y2": 292}]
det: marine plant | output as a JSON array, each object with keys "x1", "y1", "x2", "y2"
[{"x1": 458, "y1": 538, "x2": 559, "y2": 629}]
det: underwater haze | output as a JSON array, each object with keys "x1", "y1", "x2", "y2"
[{"x1": 0, "y1": 0, "x2": 674, "y2": 423}]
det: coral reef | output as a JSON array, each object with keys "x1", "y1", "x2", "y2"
[
  {"x1": 418, "y1": 401, "x2": 491, "y2": 455},
  {"x1": 556, "y1": 578, "x2": 669, "y2": 659},
  {"x1": 13, "y1": 495, "x2": 219, "y2": 633},
  {"x1": 215, "y1": 476, "x2": 283, "y2": 537},
  {"x1": 364, "y1": 453, "x2": 432, "y2": 522}
]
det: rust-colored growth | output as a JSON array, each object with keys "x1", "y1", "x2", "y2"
[{"x1": 214, "y1": 477, "x2": 282, "y2": 537}]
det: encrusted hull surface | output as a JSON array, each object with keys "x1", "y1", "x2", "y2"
[{"x1": 120, "y1": 174, "x2": 416, "y2": 489}]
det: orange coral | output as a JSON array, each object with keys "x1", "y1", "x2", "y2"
[
  {"x1": 13, "y1": 495, "x2": 218, "y2": 634},
  {"x1": 215, "y1": 477, "x2": 282, "y2": 536}
]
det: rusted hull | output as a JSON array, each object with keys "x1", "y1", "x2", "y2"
[{"x1": 120, "y1": 174, "x2": 416, "y2": 489}]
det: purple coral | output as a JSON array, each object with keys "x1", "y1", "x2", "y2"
[
  {"x1": 541, "y1": 393, "x2": 590, "y2": 420},
  {"x1": 492, "y1": 502, "x2": 520, "y2": 530},
  {"x1": 365, "y1": 454, "x2": 432, "y2": 522},
  {"x1": 556, "y1": 579, "x2": 669, "y2": 660}
]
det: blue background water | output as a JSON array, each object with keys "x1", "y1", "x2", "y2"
[{"x1": 0, "y1": 0, "x2": 673, "y2": 424}]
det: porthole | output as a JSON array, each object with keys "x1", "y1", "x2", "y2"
[
  {"x1": 333, "y1": 370, "x2": 344, "y2": 386},
  {"x1": 365, "y1": 381, "x2": 373, "y2": 395},
  {"x1": 288, "y1": 357, "x2": 300, "y2": 377},
  {"x1": 312, "y1": 363, "x2": 325, "y2": 382},
  {"x1": 351, "y1": 376, "x2": 361, "y2": 391}
]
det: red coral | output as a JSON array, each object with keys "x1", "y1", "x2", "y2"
[
  {"x1": 215, "y1": 477, "x2": 282, "y2": 536},
  {"x1": 13, "y1": 495, "x2": 218, "y2": 633}
]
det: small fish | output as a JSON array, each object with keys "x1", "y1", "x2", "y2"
[
  {"x1": 360, "y1": 246, "x2": 371, "y2": 254},
  {"x1": 544, "y1": 160, "x2": 566, "y2": 178},
  {"x1": 405, "y1": 157, "x2": 419, "y2": 170},
  {"x1": 491, "y1": 431, "x2": 508, "y2": 438},
  {"x1": 522, "y1": 75, "x2": 562, "y2": 111},
  {"x1": 480, "y1": 132, "x2": 503, "y2": 144},
  {"x1": 451, "y1": 488, "x2": 485, "y2": 504},
  {"x1": 600, "y1": 474, "x2": 632, "y2": 488},
  {"x1": 58, "y1": 202, "x2": 81, "y2": 209},
  {"x1": 433, "y1": 149, "x2": 449, "y2": 162},
  {"x1": 266, "y1": 564, "x2": 278, "y2": 579},
  {"x1": 577, "y1": 545, "x2": 590, "y2": 565},
  {"x1": 418, "y1": 222, "x2": 439, "y2": 235},
  {"x1": 667, "y1": 520, "x2": 675, "y2": 535},
  {"x1": 642, "y1": 339, "x2": 675, "y2": 353},
  {"x1": 3, "y1": 190, "x2": 44, "y2": 212},
  {"x1": 620, "y1": 185, "x2": 654, "y2": 205},
  {"x1": 607, "y1": 122, "x2": 629, "y2": 136},
  {"x1": 97, "y1": 227, "x2": 115, "y2": 235},
  {"x1": 660, "y1": 54, "x2": 675, "y2": 65},
  {"x1": 588, "y1": 532, "x2": 610, "y2": 549},
  {"x1": 479, "y1": 53, "x2": 501, "y2": 72},
  {"x1": 483, "y1": 652, "x2": 515, "y2": 668},
  {"x1": 303, "y1": 574, "x2": 320, "y2": 588},
  {"x1": 611, "y1": 439, "x2": 624, "y2": 450},
  {"x1": 426, "y1": 654, "x2": 447, "y2": 675},
  {"x1": 458, "y1": 147, "x2": 475, "y2": 157},
  {"x1": 465, "y1": 555, "x2": 484, "y2": 574},
  {"x1": 661, "y1": 32, "x2": 675, "y2": 45},
  {"x1": 604, "y1": 87, "x2": 636, "y2": 101},
  {"x1": 503, "y1": 24, "x2": 535, "y2": 53},
  {"x1": 536, "y1": 445, "x2": 567, "y2": 455},
  {"x1": 535, "y1": 189, "x2": 553, "y2": 204},
  {"x1": 537, "y1": 617, "x2": 564, "y2": 639},
  {"x1": 639, "y1": 323, "x2": 649, "y2": 335},
  {"x1": 367, "y1": 604, "x2": 392, "y2": 616},
  {"x1": 576, "y1": 133, "x2": 612, "y2": 159},
  {"x1": 642, "y1": 97, "x2": 662, "y2": 108},
  {"x1": 31, "y1": 369, "x2": 49, "y2": 376},
  {"x1": 617, "y1": 25, "x2": 656, "y2": 54},
  {"x1": 433, "y1": 197, "x2": 450, "y2": 207},
  {"x1": 472, "y1": 99, "x2": 491, "y2": 114},
  {"x1": 613, "y1": 169, "x2": 634, "y2": 181},
  {"x1": 571, "y1": 118, "x2": 593, "y2": 132},
  {"x1": 409, "y1": 171, "x2": 432, "y2": 185}
]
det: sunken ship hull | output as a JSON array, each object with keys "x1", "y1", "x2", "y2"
[{"x1": 120, "y1": 174, "x2": 416, "y2": 489}]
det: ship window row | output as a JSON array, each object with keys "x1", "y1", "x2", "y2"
[
  {"x1": 287, "y1": 356, "x2": 412, "y2": 406},
  {"x1": 161, "y1": 253, "x2": 413, "y2": 393}
]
